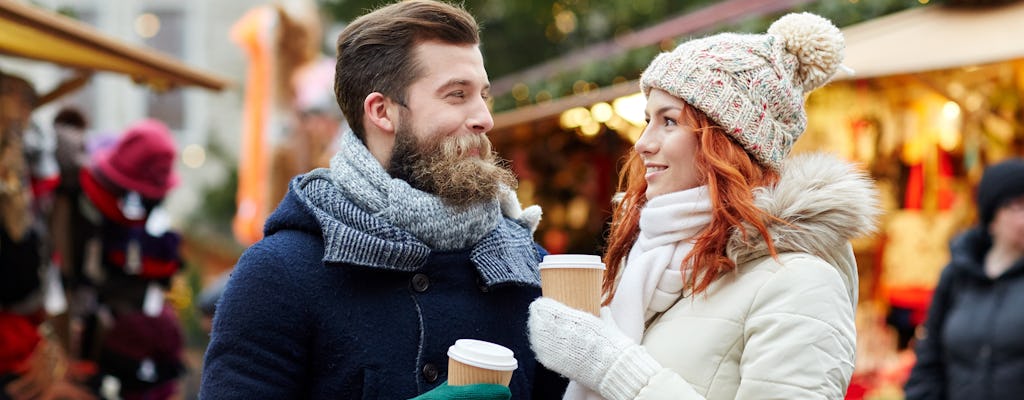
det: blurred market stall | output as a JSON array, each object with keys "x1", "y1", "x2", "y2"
[
  {"x1": 1, "y1": 1, "x2": 228, "y2": 397},
  {"x1": 489, "y1": 2, "x2": 1024, "y2": 397},
  {"x1": 797, "y1": 4, "x2": 1024, "y2": 397},
  {"x1": 0, "y1": 0, "x2": 227, "y2": 95},
  {"x1": 0, "y1": 0, "x2": 232, "y2": 290}
]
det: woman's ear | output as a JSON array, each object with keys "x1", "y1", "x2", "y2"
[{"x1": 363, "y1": 92, "x2": 396, "y2": 133}]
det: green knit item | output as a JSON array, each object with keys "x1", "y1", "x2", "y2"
[{"x1": 409, "y1": 382, "x2": 511, "y2": 400}]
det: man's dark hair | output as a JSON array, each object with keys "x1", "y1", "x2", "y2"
[{"x1": 333, "y1": 0, "x2": 480, "y2": 142}]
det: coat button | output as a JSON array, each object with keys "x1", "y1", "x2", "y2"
[
  {"x1": 411, "y1": 273, "x2": 430, "y2": 293},
  {"x1": 422, "y1": 363, "x2": 439, "y2": 383},
  {"x1": 979, "y1": 345, "x2": 992, "y2": 360}
]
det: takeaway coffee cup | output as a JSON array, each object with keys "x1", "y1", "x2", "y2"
[
  {"x1": 538, "y1": 254, "x2": 605, "y2": 316},
  {"x1": 447, "y1": 339, "x2": 518, "y2": 386}
]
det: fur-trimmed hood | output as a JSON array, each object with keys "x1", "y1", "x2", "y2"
[{"x1": 727, "y1": 153, "x2": 881, "y2": 301}]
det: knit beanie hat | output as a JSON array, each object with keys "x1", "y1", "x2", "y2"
[
  {"x1": 92, "y1": 119, "x2": 180, "y2": 199},
  {"x1": 976, "y1": 158, "x2": 1024, "y2": 228},
  {"x1": 640, "y1": 12, "x2": 844, "y2": 170}
]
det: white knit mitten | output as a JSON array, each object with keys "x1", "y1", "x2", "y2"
[{"x1": 528, "y1": 298, "x2": 663, "y2": 400}]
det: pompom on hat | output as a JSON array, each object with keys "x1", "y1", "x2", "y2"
[
  {"x1": 640, "y1": 12, "x2": 845, "y2": 170},
  {"x1": 92, "y1": 119, "x2": 180, "y2": 199}
]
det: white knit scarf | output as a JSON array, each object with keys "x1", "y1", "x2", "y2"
[
  {"x1": 611, "y1": 186, "x2": 712, "y2": 341},
  {"x1": 564, "y1": 186, "x2": 712, "y2": 400}
]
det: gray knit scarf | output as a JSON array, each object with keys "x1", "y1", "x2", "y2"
[{"x1": 321, "y1": 130, "x2": 501, "y2": 251}]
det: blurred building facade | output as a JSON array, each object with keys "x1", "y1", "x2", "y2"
[{"x1": 0, "y1": 0, "x2": 263, "y2": 226}]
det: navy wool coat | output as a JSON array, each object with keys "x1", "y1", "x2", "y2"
[{"x1": 201, "y1": 179, "x2": 566, "y2": 399}]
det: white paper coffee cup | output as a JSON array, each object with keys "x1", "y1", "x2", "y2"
[
  {"x1": 538, "y1": 254, "x2": 606, "y2": 316},
  {"x1": 447, "y1": 339, "x2": 518, "y2": 386}
]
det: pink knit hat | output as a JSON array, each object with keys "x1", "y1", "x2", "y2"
[
  {"x1": 93, "y1": 119, "x2": 180, "y2": 199},
  {"x1": 640, "y1": 13, "x2": 844, "y2": 170}
]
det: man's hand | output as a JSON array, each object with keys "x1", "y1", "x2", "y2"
[{"x1": 409, "y1": 382, "x2": 511, "y2": 400}]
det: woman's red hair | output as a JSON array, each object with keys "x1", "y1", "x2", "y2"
[{"x1": 602, "y1": 104, "x2": 780, "y2": 303}]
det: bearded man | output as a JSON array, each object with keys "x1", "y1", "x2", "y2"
[{"x1": 201, "y1": 1, "x2": 567, "y2": 399}]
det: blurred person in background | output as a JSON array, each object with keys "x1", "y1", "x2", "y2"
[
  {"x1": 47, "y1": 107, "x2": 90, "y2": 352},
  {"x1": 50, "y1": 107, "x2": 90, "y2": 213},
  {"x1": 527, "y1": 13, "x2": 880, "y2": 400},
  {"x1": 904, "y1": 158, "x2": 1024, "y2": 400},
  {"x1": 268, "y1": 58, "x2": 348, "y2": 210},
  {"x1": 232, "y1": 0, "x2": 335, "y2": 246},
  {"x1": 201, "y1": 1, "x2": 565, "y2": 398},
  {"x1": 1, "y1": 73, "x2": 43, "y2": 307}
]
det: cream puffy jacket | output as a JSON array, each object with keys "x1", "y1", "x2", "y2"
[{"x1": 633, "y1": 154, "x2": 879, "y2": 400}]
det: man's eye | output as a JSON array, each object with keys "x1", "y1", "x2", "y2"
[{"x1": 448, "y1": 91, "x2": 465, "y2": 98}]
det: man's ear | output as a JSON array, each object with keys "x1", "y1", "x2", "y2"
[{"x1": 363, "y1": 92, "x2": 396, "y2": 133}]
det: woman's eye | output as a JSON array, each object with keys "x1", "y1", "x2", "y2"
[{"x1": 664, "y1": 117, "x2": 677, "y2": 126}]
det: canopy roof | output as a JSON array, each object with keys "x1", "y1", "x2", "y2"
[
  {"x1": 840, "y1": 1, "x2": 1024, "y2": 80},
  {"x1": 0, "y1": 0, "x2": 228, "y2": 91},
  {"x1": 493, "y1": 2, "x2": 1024, "y2": 130}
]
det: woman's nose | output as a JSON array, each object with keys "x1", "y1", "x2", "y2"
[{"x1": 634, "y1": 127, "x2": 656, "y2": 155}]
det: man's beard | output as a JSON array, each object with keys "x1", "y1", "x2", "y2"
[{"x1": 387, "y1": 118, "x2": 516, "y2": 207}]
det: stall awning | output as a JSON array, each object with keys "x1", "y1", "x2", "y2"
[
  {"x1": 494, "y1": 80, "x2": 641, "y2": 131},
  {"x1": 0, "y1": 0, "x2": 228, "y2": 91},
  {"x1": 840, "y1": 1, "x2": 1024, "y2": 80}
]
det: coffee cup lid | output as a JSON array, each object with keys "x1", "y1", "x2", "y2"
[
  {"x1": 539, "y1": 254, "x2": 605, "y2": 269},
  {"x1": 447, "y1": 339, "x2": 518, "y2": 371}
]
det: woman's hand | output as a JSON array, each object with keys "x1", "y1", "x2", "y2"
[{"x1": 528, "y1": 298, "x2": 662, "y2": 400}]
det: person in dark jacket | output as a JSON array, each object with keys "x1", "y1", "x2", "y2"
[
  {"x1": 200, "y1": 1, "x2": 565, "y2": 398},
  {"x1": 904, "y1": 158, "x2": 1024, "y2": 400}
]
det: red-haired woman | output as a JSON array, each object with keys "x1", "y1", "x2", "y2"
[{"x1": 528, "y1": 13, "x2": 880, "y2": 400}]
